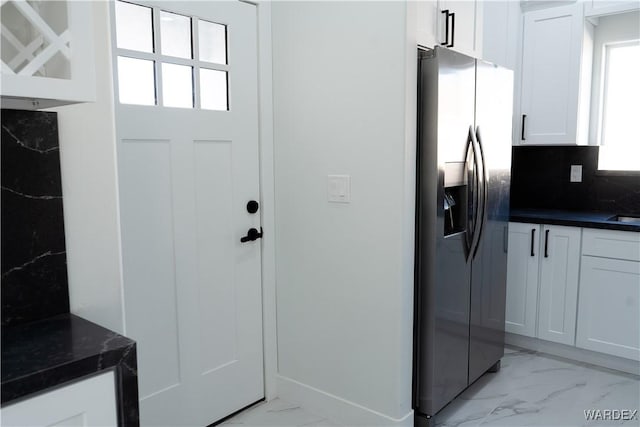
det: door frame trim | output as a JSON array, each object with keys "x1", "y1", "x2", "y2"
[{"x1": 255, "y1": 0, "x2": 278, "y2": 402}]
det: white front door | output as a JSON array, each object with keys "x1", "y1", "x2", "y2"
[{"x1": 111, "y1": 1, "x2": 263, "y2": 425}]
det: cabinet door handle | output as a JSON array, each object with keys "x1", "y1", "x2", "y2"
[
  {"x1": 448, "y1": 12, "x2": 455, "y2": 48},
  {"x1": 544, "y1": 229, "x2": 550, "y2": 258},
  {"x1": 441, "y1": 9, "x2": 450, "y2": 46},
  {"x1": 530, "y1": 228, "x2": 536, "y2": 257},
  {"x1": 521, "y1": 114, "x2": 527, "y2": 141}
]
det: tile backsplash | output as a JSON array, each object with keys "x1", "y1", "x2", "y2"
[
  {"x1": 1, "y1": 109, "x2": 69, "y2": 326},
  {"x1": 511, "y1": 145, "x2": 640, "y2": 215}
]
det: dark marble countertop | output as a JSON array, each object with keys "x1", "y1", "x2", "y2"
[
  {"x1": 510, "y1": 209, "x2": 640, "y2": 232},
  {"x1": 1, "y1": 313, "x2": 139, "y2": 426}
]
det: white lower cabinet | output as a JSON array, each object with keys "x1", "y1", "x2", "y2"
[
  {"x1": 537, "y1": 226, "x2": 582, "y2": 345},
  {"x1": 1, "y1": 371, "x2": 117, "y2": 427},
  {"x1": 506, "y1": 222, "x2": 581, "y2": 345},
  {"x1": 508, "y1": 223, "x2": 640, "y2": 362},
  {"x1": 505, "y1": 222, "x2": 540, "y2": 337},
  {"x1": 576, "y1": 229, "x2": 640, "y2": 361}
]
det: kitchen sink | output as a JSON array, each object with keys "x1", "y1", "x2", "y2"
[{"x1": 607, "y1": 215, "x2": 640, "y2": 224}]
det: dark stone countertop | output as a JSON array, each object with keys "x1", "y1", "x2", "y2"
[
  {"x1": 510, "y1": 209, "x2": 640, "y2": 232},
  {"x1": 1, "y1": 313, "x2": 139, "y2": 426}
]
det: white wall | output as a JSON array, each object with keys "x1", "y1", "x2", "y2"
[
  {"x1": 272, "y1": 2, "x2": 415, "y2": 424},
  {"x1": 52, "y1": 2, "x2": 124, "y2": 333}
]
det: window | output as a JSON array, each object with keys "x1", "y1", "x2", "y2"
[
  {"x1": 597, "y1": 41, "x2": 640, "y2": 171},
  {"x1": 113, "y1": 1, "x2": 228, "y2": 111},
  {"x1": 591, "y1": 12, "x2": 640, "y2": 172}
]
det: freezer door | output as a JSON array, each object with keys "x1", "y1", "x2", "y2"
[
  {"x1": 414, "y1": 47, "x2": 475, "y2": 417},
  {"x1": 468, "y1": 60, "x2": 513, "y2": 384}
]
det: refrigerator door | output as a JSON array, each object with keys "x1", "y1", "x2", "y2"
[
  {"x1": 414, "y1": 47, "x2": 475, "y2": 418},
  {"x1": 468, "y1": 60, "x2": 513, "y2": 384}
]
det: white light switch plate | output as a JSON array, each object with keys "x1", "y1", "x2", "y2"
[
  {"x1": 328, "y1": 175, "x2": 351, "y2": 203},
  {"x1": 570, "y1": 165, "x2": 582, "y2": 183}
]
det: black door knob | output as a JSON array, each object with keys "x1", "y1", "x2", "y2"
[
  {"x1": 247, "y1": 200, "x2": 259, "y2": 214},
  {"x1": 240, "y1": 227, "x2": 263, "y2": 243}
]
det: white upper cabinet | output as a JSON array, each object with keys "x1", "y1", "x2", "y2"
[
  {"x1": 0, "y1": 0, "x2": 96, "y2": 109},
  {"x1": 416, "y1": 1, "x2": 441, "y2": 48},
  {"x1": 517, "y1": 2, "x2": 593, "y2": 145},
  {"x1": 416, "y1": 0, "x2": 483, "y2": 58},
  {"x1": 585, "y1": 0, "x2": 640, "y2": 18},
  {"x1": 442, "y1": 0, "x2": 483, "y2": 58},
  {"x1": 482, "y1": 1, "x2": 521, "y2": 70}
]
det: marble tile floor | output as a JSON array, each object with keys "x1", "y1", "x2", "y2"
[
  {"x1": 222, "y1": 347, "x2": 639, "y2": 427},
  {"x1": 434, "y1": 347, "x2": 639, "y2": 427}
]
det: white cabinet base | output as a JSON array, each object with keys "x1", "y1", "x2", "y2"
[
  {"x1": 507, "y1": 223, "x2": 640, "y2": 370},
  {"x1": 506, "y1": 333, "x2": 640, "y2": 376},
  {"x1": 1, "y1": 371, "x2": 117, "y2": 427}
]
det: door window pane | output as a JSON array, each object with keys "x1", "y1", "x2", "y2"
[
  {"x1": 199, "y1": 20, "x2": 227, "y2": 64},
  {"x1": 160, "y1": 11, "x2": 192, "y2": 59},
  {"x1": 162, "y1": 63, "x2": 193, "y2": 108},
  {"x1": 115, "y1": 1, "x2": 153, "y2": 53},
  {"x1": 117, "y1": 56, "x2": 156, "y2": 105},
  {"x1": 200, "y1": 69, "x2": 228, "y2": 111}
]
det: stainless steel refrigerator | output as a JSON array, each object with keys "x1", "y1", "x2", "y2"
[{"x1": 413, "y1": 47, "x2": 513, "y2": 427}]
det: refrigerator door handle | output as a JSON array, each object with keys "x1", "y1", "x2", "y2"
[
  {"x1": 472, "y1": 127, "x2": 488, "y2": 258},
  {"x1": 465, "y1": 134, "x2": 474, "y2": 254},
  {"x1": 466, "y1": 126, "x2": 482, "y2": 259}
]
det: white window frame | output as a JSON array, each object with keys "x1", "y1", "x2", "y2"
[{"x1": 114, "y1": 0, "x2": 229, "y2": 110}]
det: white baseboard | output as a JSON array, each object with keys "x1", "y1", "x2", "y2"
[
  {"x1": 505, "y1": 332, "x2": 640, "y2": 376},
  {"x1": 276, "y1": 375, "x2": 413, "y2": 426}
]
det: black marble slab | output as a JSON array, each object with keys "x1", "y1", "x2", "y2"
[
  {"x1": 511, "y1": 146, "x2": 640, "y2": 215},
  {"x1": 1, "y1": 314, "x2": 139, "y2": 426},
  {"x1": 1, "y1": 109, "x2": 69, "y2": 326},
  {"x1": 510, "y1": 209, "x2": 640, "y2": 232}
]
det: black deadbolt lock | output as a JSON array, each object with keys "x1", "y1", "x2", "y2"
[{"x1": 247, "y1": 200, "x2": 259, "y2": 214}]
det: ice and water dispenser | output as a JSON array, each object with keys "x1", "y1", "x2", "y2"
[{"x1": 443, "y1": 162, "x2": 468, "y2": 236}]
